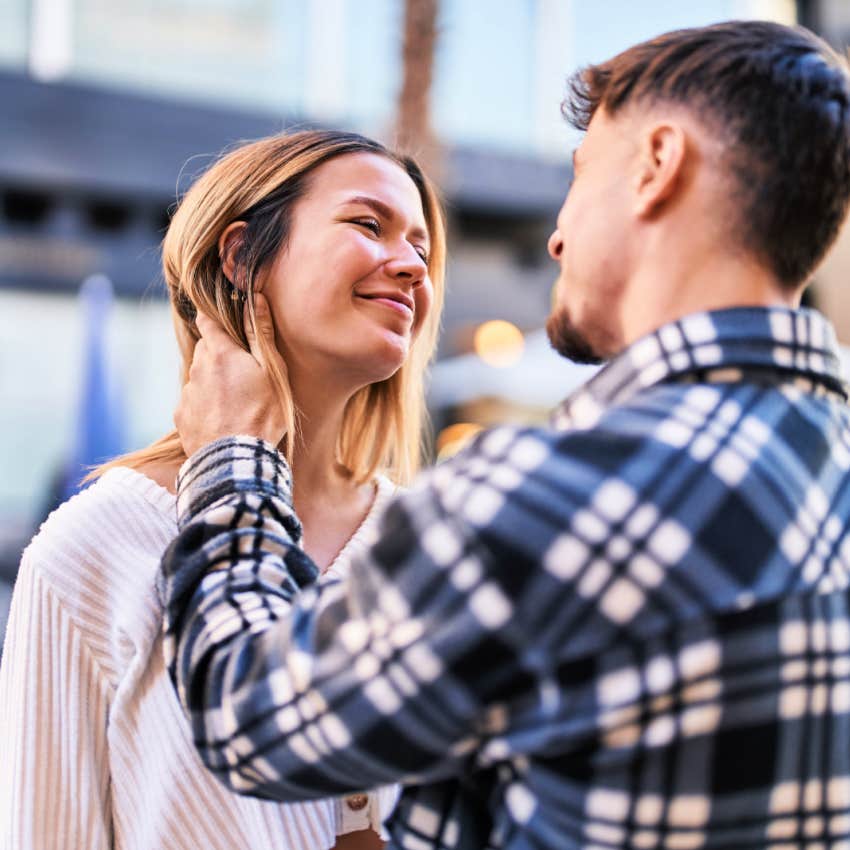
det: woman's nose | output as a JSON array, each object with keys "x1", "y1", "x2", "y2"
[{"x1": 387, "y1": 243, "x2": 427, "y2": 283}]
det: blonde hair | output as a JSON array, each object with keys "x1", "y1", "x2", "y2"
[{"x1": 92, "y1": 130, "x2": 446, "y2": 486}]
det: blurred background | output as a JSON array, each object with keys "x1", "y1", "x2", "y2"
[{"x1": 2, "y1": 0, "x2": 849, "y2": 638}]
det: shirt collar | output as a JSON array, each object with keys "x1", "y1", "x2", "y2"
[{"x1": 552, "y1": 306, "x2": 848, "y2": 431}]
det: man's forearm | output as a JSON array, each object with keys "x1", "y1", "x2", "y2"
[
  {"x1": 159, "y1": 437, "x2": 328, "y2": 796},
  {"x1": 159, "y1": 436, "x2": 485, "y2": 801}
]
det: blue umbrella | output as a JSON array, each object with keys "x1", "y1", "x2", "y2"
[{"x1": 59, "y1": 274, "x2": 126, "y2": 502}]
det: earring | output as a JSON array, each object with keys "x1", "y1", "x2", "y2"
[{"x1": 230, "y1": 286, "x2": 242, "y2": 302}]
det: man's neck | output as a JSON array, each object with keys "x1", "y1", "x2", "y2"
[{"x1": 618, "y1": 247, "x2": 801, "y2": 350}]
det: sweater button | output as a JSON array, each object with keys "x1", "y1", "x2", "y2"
[{"x1": 345, "y1": 794, "x2": 369, "y2": 811}]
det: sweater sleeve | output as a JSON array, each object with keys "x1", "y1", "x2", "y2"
[{"x1": 0, "y1": 552, "x2": 113, "y2": 850}]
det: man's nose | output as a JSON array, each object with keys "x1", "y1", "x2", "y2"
[{"x1": 548, "y1": 229, "x2": 564, "y2": 260}]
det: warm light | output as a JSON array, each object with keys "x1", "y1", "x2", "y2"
[
  {"x1": 436, "y1": 422, "x2": 483, "y2": 461},
  {"x1": 473, "y1": 320, "x2": 525, "y2": 368}
]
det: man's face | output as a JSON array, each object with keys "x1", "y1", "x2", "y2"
[{"x1": 546, "y1": 108, "x2": 637, "y2": 363}]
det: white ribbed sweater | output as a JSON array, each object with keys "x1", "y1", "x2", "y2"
[{"x1": 0, "y1": 467, "x2": 398, "y2": 850}]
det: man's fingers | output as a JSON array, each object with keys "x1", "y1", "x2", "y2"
[
  {"x1": 194, "y1": 310, "x2": 213, "y2": 338},
  {"x1": 188, "y1": 338, "x2": 206, "y2": 378},
  {"x1": 173, "y1": 382, "x2": 193, "y2": 443},
  {"x1": 243, "y1": 301, "x2": 259, "y2": 361},
  {"x1": 244, "y1": 294, "x2": 275, "y2": 363},
  {"x1": 195, "y1": 310, "x2": 233, "y2": 348}
]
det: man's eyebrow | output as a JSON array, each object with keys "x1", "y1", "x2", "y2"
[{"x1": 340, "y1": 195, "x2": 428, "y2": 241}]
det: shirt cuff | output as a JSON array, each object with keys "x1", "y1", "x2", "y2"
[{"x1": 175, "y1": 436, "x2": 299, "y2": 539}]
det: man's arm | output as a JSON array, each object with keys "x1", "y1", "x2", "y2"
[
  {"x1": 160, "y1": 432, "x2": 535, "y2": 802},
  {"x1": 159, "y1": 302, "x2": 608, "y2": 810}
]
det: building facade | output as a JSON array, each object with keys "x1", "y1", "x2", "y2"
[{"x1": 0, "y1": 0, "x2": 803, "y2": 580}]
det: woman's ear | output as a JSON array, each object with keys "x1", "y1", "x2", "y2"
[{"x1": 218, "y1": 221, "x2": 248, "y2": 291}]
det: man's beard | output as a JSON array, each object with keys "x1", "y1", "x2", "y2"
[{"x1": 545, "y1": 306, "x2": 605, "y2": 365}]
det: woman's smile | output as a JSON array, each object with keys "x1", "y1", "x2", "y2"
[{"x1": 356, "y1": 292, "x2": 415, "y2": 320}]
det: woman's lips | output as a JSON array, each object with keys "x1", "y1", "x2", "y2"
[{"x1": 358, "y1": 295, "x2": 413, "y2": 319}]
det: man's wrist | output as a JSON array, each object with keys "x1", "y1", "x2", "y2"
[{"x1": 176, "y1": 435, "x2": 293, "y2": 529}]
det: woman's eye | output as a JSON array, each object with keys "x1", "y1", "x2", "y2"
[
  {"x1": 415, "y1": 246, "x2": 429, "y2": 263},
  {"x1": 353, "y1": 217, "x2": 381, "y2": 235}
]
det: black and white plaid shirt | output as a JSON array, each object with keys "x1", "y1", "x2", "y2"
[{"x1": 161, "y1": 306, "x2": 850, "y2": 850}]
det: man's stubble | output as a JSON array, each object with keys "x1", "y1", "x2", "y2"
[{"x1": 545, "y1": 305, "x2": 606, "y2": 365}]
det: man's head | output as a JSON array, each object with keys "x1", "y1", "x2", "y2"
[{"x1": 546, "y1": 20, "x2": 850, "y2": 363}]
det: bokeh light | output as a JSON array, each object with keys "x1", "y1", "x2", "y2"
[{"x1": 473, "y1": 320, "x2": 525, "y2": 368}]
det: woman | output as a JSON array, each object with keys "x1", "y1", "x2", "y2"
[{"x1": 0, "y1": 130, "x2": 446, "y2": 850}]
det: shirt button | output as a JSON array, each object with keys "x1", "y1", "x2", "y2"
[{"x1": 345, "y1": 794, "x2": 369, "y2": 811}]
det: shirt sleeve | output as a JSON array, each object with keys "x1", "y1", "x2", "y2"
[
  {"x1": 159, "y1": 435, "x2": 542, "y2": 803},
  {"x1": 0, "y1": 554, "x2": 113, "y2": 850}
]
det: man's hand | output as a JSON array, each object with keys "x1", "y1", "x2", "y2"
[{"x1": 174, "y1": 294, "x2": 286, "y2": 457}]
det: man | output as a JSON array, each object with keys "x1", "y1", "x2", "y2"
[{"x1": 161, "y1": 21, "x2": 850, "y2": 850}]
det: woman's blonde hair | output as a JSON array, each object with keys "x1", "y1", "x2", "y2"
[{"x1": 93, "y1": 130, "x2": 446, "y2": 486}]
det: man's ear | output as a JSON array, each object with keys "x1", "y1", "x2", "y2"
[
  {"x1": 218, "y1": 221, "x2": 248, "y2": 290},
  {"x1": 633, "y1": 121, "x2": 687, "y2": 218}
]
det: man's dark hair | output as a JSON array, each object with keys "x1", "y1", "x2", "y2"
[{"x1": 563, "y1": 21, "x2": 850, "y2": 287}]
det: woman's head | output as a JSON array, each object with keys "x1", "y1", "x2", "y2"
[
  {"x1": 99, "y1": 130, "x2": 446, "y2": 485},
  {"x1": 215, "y1": 147, "x2": 434, "y2": 396}
]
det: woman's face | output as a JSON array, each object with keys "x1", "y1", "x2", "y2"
[{"x1": 261, "y1": 152, "x2": 433, "y2": 387}]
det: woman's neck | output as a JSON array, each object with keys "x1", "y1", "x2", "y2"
[
  {"x1": 288, "y1": 368, "x2": 357, "y2": 504},
  {"x1": 287, "y1": 370, "x2": 377, "y2": 571}
]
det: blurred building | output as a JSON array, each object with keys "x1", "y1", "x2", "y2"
[{"x1": 0, "y1": 0, "x2": 809, "y2": 585}]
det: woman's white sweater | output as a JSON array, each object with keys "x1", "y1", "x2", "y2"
[{"x1": 0, "y1": 467, "x2": 398, "y2": 850}]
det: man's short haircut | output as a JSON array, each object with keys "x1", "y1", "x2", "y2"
[{"x1": 563, "y1": 21, "x2": 850, "y2": 288}]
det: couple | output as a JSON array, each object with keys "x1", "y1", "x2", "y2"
[{"x1": 5, "y1": 19, "x2": 850, "y2": 850}]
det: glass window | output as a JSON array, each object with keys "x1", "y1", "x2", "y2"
[
  {"x1": 0, "y1": 290, "x2": 178, "y2": 539},
  {"x1": 432, "y1": 0, "x2": 536, "y2": 152},
  {"x1": 0, "y1": 0, "x2": 29, "y2": 69},
  {"x1": 345, "y1": 0, "x2": 402, "y2": 131},
  {"x1": 572, "y1": 0, "x2": 761, "y2": 67},
  {"x1": 69, "y1": 0, "x2": 308, "y2": 114},
  {"x1": 533, "y1": 0, "x2": 796, "y2": 158}
]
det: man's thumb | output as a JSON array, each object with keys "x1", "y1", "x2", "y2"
[{"x1": 244, "y1": 293, "x2": 275, "y2": 362}]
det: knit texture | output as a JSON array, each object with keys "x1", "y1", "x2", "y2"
[{"x1": 0, "y1": 466, "x2": 397, "y2": 850}]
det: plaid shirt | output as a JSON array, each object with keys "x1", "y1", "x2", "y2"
[{"x1": 161, "y1": 306, "x2": 850, "y2": 850}]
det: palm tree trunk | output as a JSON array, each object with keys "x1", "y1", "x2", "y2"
[{"x1": 395, "y1": 0, "x2": 441, "y2": 177}]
